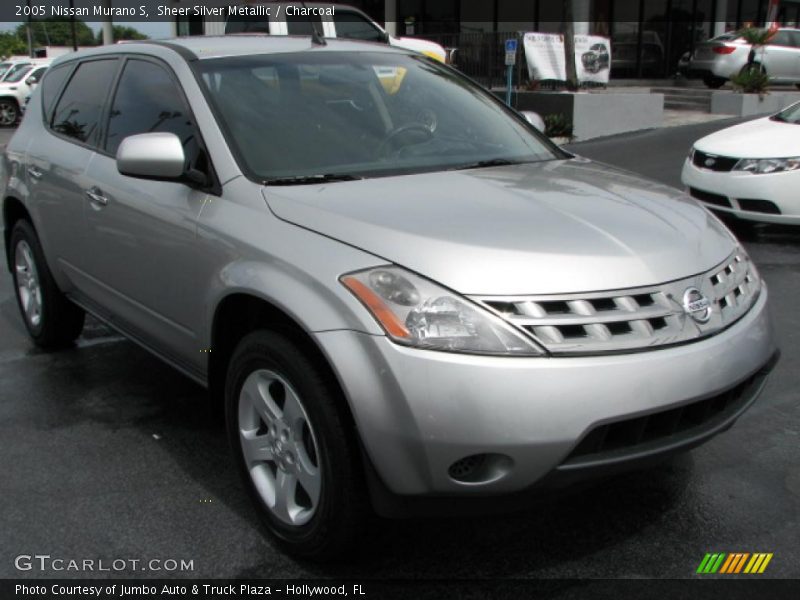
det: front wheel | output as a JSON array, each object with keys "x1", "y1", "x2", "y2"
[
  {"x1": 225, "y1": 330, "x2": 369, "y2": 560},
  {"x1": 10, "y1": 220, "x2": 85, "y2": 347},
  {"x1": 0, "y1": 99, "x2": 19, "y2": 127}
]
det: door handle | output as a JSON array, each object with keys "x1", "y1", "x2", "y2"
[
  {"x1": 27, "y1": 166, "x2": 43, "y2": 180},
  {"x1": 85, "y1": 188, "x2": 109, "y2": 207}
]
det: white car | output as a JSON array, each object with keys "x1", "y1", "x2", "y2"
[
  {"x1": 225, "y1": 1, "x2": 448, "y2": 63},
  {"x1": 0, "y1": 62, "x2": 50, "y2": 126},
  {"x1": 682, "y1": 102, "x2": 800, "y2": 225}
]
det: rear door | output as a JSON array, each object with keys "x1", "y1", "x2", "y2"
[
  {"x1": 81, "y1": 57, "x2": 215, "y2": 376},
  {"x1": 762, "y1": 30, "x2": 797, "y2": 81},
  {"x1": 25, "y1": 58, "x2": 119, "y2": 293}
]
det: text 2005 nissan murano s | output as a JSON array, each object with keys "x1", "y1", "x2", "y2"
[{"x1": 0, "y1": 37, "x2": 778, "y2": 558}]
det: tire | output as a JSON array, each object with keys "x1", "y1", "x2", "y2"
[
  {"x1": 703, "y1": 75, "x2": 726, "y2": 89},
  {"x1": 795, "y1": 83, "x2": 800, "y2": 90},
  {"x1": 225, "y1": 330, "x2": 369, "y2": 560},
  {"x1": 10, "y1": 219, "x2": 85, "y2": 348},
  {"x1": 0, "y1": 98, "x2": 19, "y2": 127}
]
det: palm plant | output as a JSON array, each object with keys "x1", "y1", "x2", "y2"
[{"x1": 731, "y1": 27, "x2": 775, "y2": 95}]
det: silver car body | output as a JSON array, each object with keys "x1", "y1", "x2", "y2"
[
  {"x1": 1, "y1": 37, "x2": 777, "y2": 508},
  {"x1": 690, "y1": 28, "x2": 800, "y2": 82}
]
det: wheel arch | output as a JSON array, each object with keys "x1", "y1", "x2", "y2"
[
  {"x1": 208, "y1": 292, "x2": 357, "y2": 431},
  {"x1": 3, "y1": 195, "x2": 30, "y2": 272}
]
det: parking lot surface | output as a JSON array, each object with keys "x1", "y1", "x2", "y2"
[{"x1": 1, "y1": 121, "x2": 798, "y2": 582}]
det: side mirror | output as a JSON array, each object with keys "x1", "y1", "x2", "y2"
[
  {"x1": 117, "y1": 132, "x2": 185, "y2": 180},
  {"x1": 521, "y1": 111, "x2": 546, "y2": 133},
  {"x1": 25, "y1": 75, "x2": 40, "y2": 86}
]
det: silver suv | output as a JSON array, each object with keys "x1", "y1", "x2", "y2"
[{"x1": 1, "y1": 36, "x2": 778, "y2": 559}]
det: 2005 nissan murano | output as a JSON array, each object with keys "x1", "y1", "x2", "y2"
[{"x1": 0, "y1": 36, "x2": 778, "y2": 559}]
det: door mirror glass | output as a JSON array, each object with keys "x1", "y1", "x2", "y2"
[{"x1": 117, "y1": 132, "x2": 185, "y2": 180}]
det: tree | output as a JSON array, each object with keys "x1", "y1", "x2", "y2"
[
  {"x1": 95, "y1": 26, "x2": 149, "y2": 45},
  {"x1": 0, "y1": 32, "x2": 28, "y2": 59},
  {"x1": 15, "y1": 18, "x2": 97, "y2": 48}
]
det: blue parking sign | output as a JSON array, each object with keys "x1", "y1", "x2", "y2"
[{"x1": 505, "y1": 39, "x2": 518, "y2": 53}]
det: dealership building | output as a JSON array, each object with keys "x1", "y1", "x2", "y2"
[{"x1": 173, "y1": 0, "x2": 800, "y2": 78}]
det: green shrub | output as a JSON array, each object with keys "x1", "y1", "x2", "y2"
[
  {"x1": 731, "y1": 65, "x2": 770, "y2": 95},
  {"x1": 544, "y1": 113, "x2": 573, "y2": 138}
]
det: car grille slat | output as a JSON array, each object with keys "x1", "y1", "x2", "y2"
[{"x1": 475, "y1": 251, "x2": 759, "y2": 355}]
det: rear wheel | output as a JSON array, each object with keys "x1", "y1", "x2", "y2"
[
  {"x1": 225, "y1": 330, "x2": 369, "y2": 560},
  {"x1": 703, "y1": 75, "x2": 726, "y2": 89},
  {"x1": 0, "y1": 99, "x2": 19, "y2": 127},
  {"x1": 10, "y1": 219, "x2": 85, "y2": 347}
]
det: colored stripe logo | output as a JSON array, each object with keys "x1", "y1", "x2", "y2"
[{"x1": 697, "y1": 553, "x2": 773, "y2": 574}]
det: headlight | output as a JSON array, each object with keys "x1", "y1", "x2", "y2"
[
  {"x1": 341, "y1": 266, "x2": 544, "y2": 356},
  {"x1": 733, "y1": 157, "x2": 800, "y2": 174}
]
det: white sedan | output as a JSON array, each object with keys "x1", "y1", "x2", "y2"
[{"x1": 682, "y1": 102, "x2": 800, "y2": 225}]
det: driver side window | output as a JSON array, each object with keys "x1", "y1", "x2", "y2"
[
  {"x1": 104, "y1": 59, "x2": 196, "y2": 157},
  {"x1": 333, "y1": 12, "x2": 386, "y2": 43}
]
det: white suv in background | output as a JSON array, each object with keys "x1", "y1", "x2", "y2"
[
  {"x1": 0, "y1": 61, "x2": 51, "y2": 126},
  {"x1": 225, "y1": 1, "x2": 448, "y2": 62}
]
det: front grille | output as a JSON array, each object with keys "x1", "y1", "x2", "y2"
[
  {"x1": 692, "y1": 149, "x2": 739, "y2": 172},
  {"x1": 474, "y1": 251, "x2": 760, "y2": 355},
  {"x1": 738, "y1": 199, "x2": 781, "y2": 215},
  {"x1": 562, "y1": 369, "x2": 765, "y2": 466},
  {"x1": 690, "y1": 187, "x2": 732, "y2": 208}
]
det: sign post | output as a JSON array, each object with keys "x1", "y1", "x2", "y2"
[{"x1": 504, "y1": 38, "x2": 517, "y2": 107}]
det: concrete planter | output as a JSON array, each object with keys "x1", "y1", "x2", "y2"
[
  {"x1": 710, "y1": 91, "x2": 800, "y2": 117},
  {"x1": 498, "y1": 91, "x2": 663, "y2": 141}
]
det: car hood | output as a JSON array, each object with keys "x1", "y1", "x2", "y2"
[
  {"x1": 263, "y1": 159, "x2": 736, "y2": 295},
  {"x1": 694, "y1": 115, "x2": 800, "y2": 158}
]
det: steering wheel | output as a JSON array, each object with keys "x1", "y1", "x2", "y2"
[{"x1": 377, "y1": 122, "x2": 434, "y2": 158}]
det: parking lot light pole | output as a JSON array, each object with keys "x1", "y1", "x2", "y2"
[{"x1": 102, "y1": 0, "x2": 114, "y2": 45}]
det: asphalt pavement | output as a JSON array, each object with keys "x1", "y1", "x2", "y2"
[{"x1": 1, "y1": 120, "x2": 798, "y2": 585}]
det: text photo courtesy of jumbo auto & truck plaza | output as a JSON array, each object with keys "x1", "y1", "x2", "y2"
[{"x1": 1, "y1": 1, "x2": 799, "y2": 599}]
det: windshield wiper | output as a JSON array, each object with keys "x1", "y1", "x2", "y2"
[
  {"x1": 447, "y1": 158, "x2": 529, "y2": 171},
  {"x1": 264, "y1": 173, "x2": 364, "y2": 186}
]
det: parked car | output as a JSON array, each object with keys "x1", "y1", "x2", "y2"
[
  {"x1": 1, "y1": 37, "x2": 777, "y2": 559},
  {"x1": 225, "y1": 1, "x2": 448, "y2": 62},
  {"x1": 689, "y1": 28, "x2": 800, "y2": 88},
  {"x1": 581, "y1": 42, "x2": 610, "y2": 73},
  {"x1": 682, "y1": 101, "x2": 800, "y2": 225},
  {"x1": 0, "y1": 62, "x2": 51, "y2": 126}
]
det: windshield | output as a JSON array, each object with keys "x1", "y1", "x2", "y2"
[
  {"x1": 4, "y1": 64, "x2": 34, "y2": 83},
  {"x1": 197, "y1": 52, "x2": 559, "y2": 182},
  {"x1": 772, "y1": 102, "x2": 800, "y2": 124},
  {"x1": 0, "y1": 62, "x2": 12, "y2": 79}
]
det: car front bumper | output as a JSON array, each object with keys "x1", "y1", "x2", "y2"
[
  {"x1": 314, "y1": 284, "x2": 776, "y2": 504},
  {"x1": 682, "y1": 158, "x2": 800, "y2": 224}
]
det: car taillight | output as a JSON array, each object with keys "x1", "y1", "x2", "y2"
[{"x1": 712, "y1": 45, "x2": 737, "y2": 55}]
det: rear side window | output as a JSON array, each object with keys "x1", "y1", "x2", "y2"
[
  {"x1": 226, "y1": 16, "x2": 270, "y2": 34},
  {"x1": 40, "y1": 64, "x2": 71, "y2": 123},
  {"x1": 51, "y1": 59, "x2": 118, "y2": 146},
  {"x1": 104, "y1": 59, "x2": 195, "y2": 156},
  {"x1": 333, "y1": 12, "x2": 385, "y2": 43},
  {"x1": 286, "y1": 13, "x2": 323, "y2": 35},
  {"x1": 769, "y1": 31, "x2": 793, "y2": 46}
]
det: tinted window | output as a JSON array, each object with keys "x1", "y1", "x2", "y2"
[
  {"x1": 105, "y1": 59, "x2": 195, "y2": 156},
  {"x1": 51, "y1": 59, "x2": 118, "y2": 145},
  {"x1": 286, "y1": 13, "x2": 323, "y2": 35},
  {"x1": 40, "y1": 64, "x2": 72, "y2": 123},
  {"x1": 334, "y1": 12, "x2": 385, "y2": 42},
  {"x1": 770, "y1": 31, "x2": 793, "y2": 46},
  {"x1": 27, "y1": 66, "x2": 48, "y2": 83}
]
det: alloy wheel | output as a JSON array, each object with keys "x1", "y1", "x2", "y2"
[
  {"x1": 15, "y1": 240, "x2": 43, "y2": 328},
  {"x1": 0, "y1": 101, "x2": 18, "y2": 126},
  {"x1": 238, "y1": 369, "x2": 322, "y2": 527}
]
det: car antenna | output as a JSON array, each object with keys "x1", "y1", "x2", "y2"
[{"x1": 300, "y1": 1, "x2": 327, "y2": 46}]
